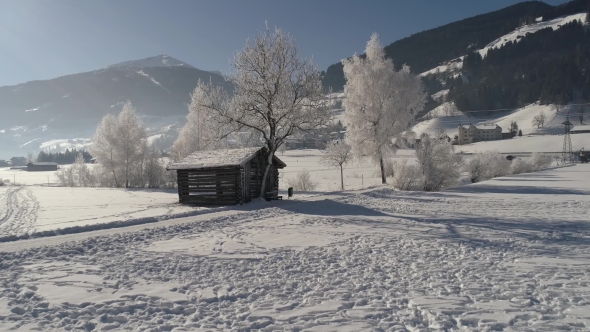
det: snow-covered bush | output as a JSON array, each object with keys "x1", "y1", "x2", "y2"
[
  {"x1": 143, "y1": 147, "x2": 167, "y2": 188},
  {"x1": 392, "y1": 159, "x2": 423, "y2": 191},
  {"x1": 56, "y1": 154, "x2": 95, "y2": 187},
  {"x1": 0, "y1": 179, "x2": 4, "y2": 186},
  {"x1": 383, "y1": 160, "x2": 395, "y2": 178},
  {"x1": 530, "y1": 153, "x2": 553, "y2": 171},
  {"x1": 510, "y1": 158, "x2": 534, "y2": 174},
  {"x1": 466, "y1": 151, "x2": 510, "y2": 183},
  {"x1": 415, "y1": 134, "x2": 463, "y2": 191},
  {"x1": 511, "y1": 153, "x2": 553, "y2": 175},
  {"x1": 286, "y1": 169, "x2": 317, "y2": 192}
]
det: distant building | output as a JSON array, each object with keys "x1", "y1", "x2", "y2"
[
  {"x1": 457, "y1": 123, "x2": 502, "y2": 145},
  {"x1": 10, "y1": 157, "x2": 28, "y2": 166},
  {"x1": 571, "y1": 124, "x2": 590, "y2": 134},
  {"x1": 502, "y1": 132, "x2": 514, "y2": 139},
  {"x1": 27, "y1": 162, "x2": 58, "y2": 172},
  {"x1": 0, "y1": 160, "x2": 8, "y2": 167}
]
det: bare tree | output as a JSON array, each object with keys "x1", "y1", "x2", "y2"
[
  {"x1": 342, "y1": 33, "x2": 426, "y2": 184},
  {"x1": 531, "y1": 112, "x2": 546, "y2": 129},
  {"x1": 189, "y1": 26, "x2": 330, "y2": 198},
  {"x1": 320, "y1": 140, "x2": 352, "y2": 190}
]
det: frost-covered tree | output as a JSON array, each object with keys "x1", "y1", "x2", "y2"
[
  {"x1": 116, "y1": 102, "x2": 148, "y2": 188},
  {"x1": 171, "y1": 86, "x2": 221, "y2": 161},
  {"x1": 187, "y1": 26, "x2": 330, "y2": 197},
  {"x1": 342, "y1": 33, "x2": 426, "y2": 184},
  {"x1": 415, "y1": 134, "x2": 463, "y2": 191},
  {"x1": 91, "y1": 114, "x2": 121, "y2": 186},
  {"x1": 143, "y1": 145, "x2": 166, "y2": 188},
  {"x1": 320, "y1": 140, "x2": 352, "y2": 190},
  {"x1": 91, "y1": 101, "x2": 147, "y2": 188}
]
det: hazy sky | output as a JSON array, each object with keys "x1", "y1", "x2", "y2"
[{"x1": 1, "y1": 0, "x2": 569, "y2": 86}]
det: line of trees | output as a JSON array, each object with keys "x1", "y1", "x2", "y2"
[
  {"x1": 37, "y1": 149, "x2": 92, "y2": 165},
  {"x1": 449, "y1": 20, "x2": 590, "y2": 113}
]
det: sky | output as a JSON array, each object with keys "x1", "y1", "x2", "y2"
[{"x1": 0, "y1": 0, "x2": 570, "y2": 87}]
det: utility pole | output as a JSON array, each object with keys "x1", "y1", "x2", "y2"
[{"x1": 562, "y1": 115, "x2": 573, "y2": 164}]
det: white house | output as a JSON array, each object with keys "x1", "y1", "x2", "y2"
[{"x1": 457, "y1": 123, "x2": 502, "y2": 145}]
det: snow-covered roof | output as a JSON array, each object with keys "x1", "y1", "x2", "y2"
[
  {"x1": 167, "y1": 147, "x2": 286, "y2": 170},
  {"x1": 571, "y1": 125, "x2": 590, "y2": 132},
  {"x1": 475, "y1": 124, "x2": 500, "y2": 130},
  {"x1": 28, "y1": 162, "x2": 58, "y2": 166}
]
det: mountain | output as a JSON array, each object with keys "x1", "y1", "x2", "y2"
[
  {"x1": 105, "y1": 54, "x2": 196, "y2": 70},
  {"x1": 0, "y1": 55, "x2": 231, "y2": 159},
  {"x1": 322, "y1": 1, "x2": 590, "y2": 96},
  {"x1": 322, "y1": 1, "x2": 556, "y2": 91},
  {"x1": 322, "y1": 0, "x2": 590, "y2": 123}
]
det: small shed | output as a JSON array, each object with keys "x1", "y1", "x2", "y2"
[
  {"x1": 167, "y1": 147, "x2": 286, "y2": 206},
  {"x1": 27, "y1": 162, "x2": 58, "y2": 172}
]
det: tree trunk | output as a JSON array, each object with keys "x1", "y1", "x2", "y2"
[
  {"x1": 259, "y1": 150, "x2": 275, "y2": 200},
  {"x1": 125, "y1": 158, "x2": 129, "y2": 188},
  {"x1": 340, "y1": 164, "x2": 344, "y2": 190},
  {"x1": 379, "y1": 155, "x2": 386, "y2": 184}
]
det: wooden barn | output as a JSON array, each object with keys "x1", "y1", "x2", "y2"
[
  {"x1": 27, "y1": 162, "x2": 58, "y2": 172},
  {"x1": 167, "y1": 147, "x2": 286, "y2": 206}
]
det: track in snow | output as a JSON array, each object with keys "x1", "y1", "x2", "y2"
[
  {"x1": 0, "y1": 165, "x2": 589, "y2": 331},
  {"x1": 0, "y1": 187, "x2": 39, "y2": 237}
]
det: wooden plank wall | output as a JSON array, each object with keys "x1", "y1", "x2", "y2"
[{"x1": 177, "y1": 167, "x2": 240, "y2": 205}]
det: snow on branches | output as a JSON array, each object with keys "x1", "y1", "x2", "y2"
[
  {"x1": 342, "y1": 33, "x2": 426, "y2": 184},
  {"x1": 179, "y1": 26, "x2": 331, "y2": 197},
  {"x1": 320, "y1": 140, "x2": 352, "y2": 190}
]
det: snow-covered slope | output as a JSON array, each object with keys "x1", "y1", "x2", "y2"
[
  {"x1": 478, "y1": 13, "x2": 587, "y2": 57},
  {"x1": 420, "y1": 57, "x2": 463, "y2": 77},
  {"x1": 456, "y1": 133, "x2": 590, "y2": 153},
  {"x1": 412, "y1": 102, "x2": 567, "y2": 140},
  {"x1": 420, "y1": 13, "x2": 588, "y2": 77},
  {"x1": 490, "y1": 103, "x2": 556, "y2": 134},
  {"x1": 420, "y1": 102, "x2": 463, "y2": 120},
  {"x1": 106, "y1": 54, "x2": 195, "y2": 70},
  {"x1": 412, "y1": 114, "x2": 476, "y2": 138}
]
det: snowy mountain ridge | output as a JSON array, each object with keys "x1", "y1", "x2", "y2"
[
  {"x1": 420, "y1": 13, "x2": 588, "y2": 77},
  {"x1": 106, "y1": 54, "x2": 195, "y2": 70}
]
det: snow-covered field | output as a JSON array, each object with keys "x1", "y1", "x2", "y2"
[
  {"x1": 278, "y1": 149, "x2": 416, "y2": 192},
  {"x1": 0, "y1": 149, "x2": 406, "y2": 238},
  {"x1": 0, "y1": 186, "x2": 204, "y2": 237},
  {"x1": 0, "y1": 164, "x2": 589, "y2": 330},
  {"x1": 456, "y1": 133, "x2": 590, "y2": 154}
]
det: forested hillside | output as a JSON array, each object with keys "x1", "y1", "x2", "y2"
[
  {"x1": 449, "y1": 19, "x2": 590, "y2": 113},
  {"x1": 322, "y1": 1, "x2": 555, "y2": 91},
  {"x1": 322, "y1": 0, "x2": 590, "y2": 115}
]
